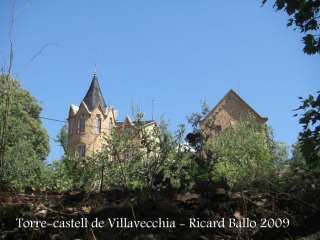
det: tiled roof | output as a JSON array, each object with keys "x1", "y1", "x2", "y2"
[{"x1": 82, "y1": 73, "x2": 107, "y2": 112}]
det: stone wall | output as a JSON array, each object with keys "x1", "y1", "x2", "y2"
[
  {"x1": 201, "y1": 90, "x2": 267, "y2": 133},
  {"x1": 67, "y1": 103, "x2": 115, "y2": 157}
]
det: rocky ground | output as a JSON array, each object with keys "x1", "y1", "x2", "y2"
[{"x1": 1, "y1": 185, "x2": 320, "y2": 240}]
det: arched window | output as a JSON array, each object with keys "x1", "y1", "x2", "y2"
[
  {"x1": 76, "y1": 143, "x2": 86, "y2": 157},
  {"x1": 95, "y1": 114, "x2": 101, "y2": 133},
  {"x1": 79, "y1": 115, "x2": 85, "y2": 133}
]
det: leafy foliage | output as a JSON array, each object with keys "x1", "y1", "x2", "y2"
[
  {"x1": 185, "y1": 101, "x2": 222, "y2": 187},
  {"x1": 294, "y1": 92, "x2": 320, "y2": 167},
  {"x1": 101, "y1": 111, "x2": 180, "y2": 190},
  {"x1": 277, "y1": 141, "x2": 320, "y2": 193},
  {"x1": 46, "y1": 154, "x2": 101, "y2": 191},
  {"x1": 55, "y1": 124, "x2": 68, "y2": 154},
  {"x1": 262, "y1": 0, "x2": 320, "y2": 55},
  {"x1": 208, "y1": 115, "x2": 288, "y2": 189},
  {"x1": 0, "y1": 74, "x2": 50, "y2": 188},
  {"x1": 186, "y1": 100, "x2": 214, "y2": 152}
]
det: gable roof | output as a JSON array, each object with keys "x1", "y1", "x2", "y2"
[
  {"x1": 82, "y1": 73, "x2": 107, "y2": 113},
  {"x1": 116, "y1": 115, "x2": 157, "y2": 130},
  {"x1": 202, "y1": 89, "x2": 268, "y2": 123}
]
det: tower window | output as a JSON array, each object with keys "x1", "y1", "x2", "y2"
[
  {"x1": 79, "y1": 115, "x2": 85, "y2": 133},
  {"x1": 76, "y1": 143, "x2": 86, "y2": 157},
  {"x1": 108, "y1": 118, "x2": 113, "y2": 136},
  {"x1": 95, "y1": 114, "x2": 101, "y2": 133}
]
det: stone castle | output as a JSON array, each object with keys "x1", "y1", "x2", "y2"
[
  {"x1": 67, "y1": 72, "x2": 267, "y2": 157},
  {"x1": 67, "y1": 71, "x2": 156, "y2": 157}
]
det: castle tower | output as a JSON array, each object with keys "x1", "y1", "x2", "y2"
[{"x1": 67, "y1": 72, "x2": 118, "y2": 157}]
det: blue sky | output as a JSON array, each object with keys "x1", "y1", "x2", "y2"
[{"x1": 1, "y1": 1, "x2": 319, "y2": 162}]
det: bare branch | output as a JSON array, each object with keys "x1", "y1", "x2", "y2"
[
  {"x1": 16, "y1": 43, "x2": 58, "y2": 77},
  {"x1": 0, "y1": 0, "x2": 16, "y2": 183},
  {"x1": 8, "y1": 0, "x2": 15, "y2": 77},
  {"x1": 0, "y1": 50, "x2": 8, "y2": 73},
  {"x1": 14, "y1": 0, "x2": 31, "y2": 19}
]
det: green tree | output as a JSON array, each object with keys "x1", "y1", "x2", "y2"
[
  {"x1": 185, "y1": 101, "x2": 217, "y2": 186},
  {"x1": 101, "y1": 110, "x2": 181, "y2": 190},
  {"x1": 263, "y1": 1, "x2": 320, "y2": 168},
  {"x1": 262, "y1": 0, "x2": 320, "y2": 55},
  {"x1": 102, "y1": 122, "x2": 136, "y2": 188},
  {"x1": 207, "y1": 115, "x2": 288, "y2": 189},
  {"x1": 0, "y1": 74, "x2": 50, "y2": 187},
  {"x1": 61, "y1": 154, "x2": 100, "y2": 190},
  {"x1": 55, "y1": 124, "x2": 68, "y2": 154},
  {"x1": 290, "y1": 141, "x2": 307, "y2": 168},
  {"x1": 294, "y1": 92, "x2": 320, "y2": 167}
]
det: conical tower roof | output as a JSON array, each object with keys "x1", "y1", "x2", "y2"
[{"x1": 82, "y1": 73, "x2": 107, "y2": 112}]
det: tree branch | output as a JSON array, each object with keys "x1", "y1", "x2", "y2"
[{"x1": 16, "y1": 43, "x2": 58, "y2": 77}]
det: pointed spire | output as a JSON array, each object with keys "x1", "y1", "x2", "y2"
[{"x1": 82, "y1": 72, "x2": 107, "y2": 112}]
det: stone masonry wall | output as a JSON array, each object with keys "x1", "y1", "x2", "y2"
[
  {"x1": 67, "y1": 104, "x2": 115, "y2": 157},
  {"x1": 204, "y1": 91, "x2": 267, "y2": 133}
]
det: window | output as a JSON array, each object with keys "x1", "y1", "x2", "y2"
[
  {"x1": 79, "y1": 115, "x2": 85, "y2": 133},
  {"x1": 95, "y1": 114, "x2": 101, "y2": 133},
  {"x1": 108, "y1": 118, "x2": 113, "y2": 136},
  {"x1": 76, "y1": 144, "x2": 86, "y2": 157},
  {"x1": 215, "y1": 125, "x2": 222, "y2": 134}
]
